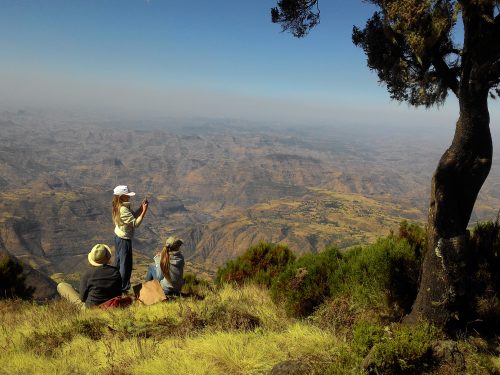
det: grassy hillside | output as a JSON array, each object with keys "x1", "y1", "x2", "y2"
[
  {"x1": 1, "y1": 284, "x2": 498, "y2": 375},
  {"x1": 1, "y1": 285, "x2": 330, "y2": 374},
  {"x1": 2, "y1": 228, "x2": 499, "y2": 375}
]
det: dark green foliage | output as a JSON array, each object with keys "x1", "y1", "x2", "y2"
[
  {"x1": 271, "y1": 0, "x2": 320, "y2": 38},
  {"x1": 324, "y1": 322, "x2": 442, "y2": 375},
  {"x1": 271, "y1": 246, "x2": 342, "y2": 317},
  {"x1": 469, "y1": 220, "x2": 500, "y2": 293},
  {"x1": 271, "y1": 0, "x2": 500, "y2": 329},
  {"x1": 352, "y1": 320, "x2": 384, "y2": 356},
  {"x1": 397, "y1": 220, "x2": 426, "y2": 259},
  {"x1": 0, "y1": 255, "x2": 34, "y2": 300},
  {"x1": 216, "y1": 242, "x2": 295, "y2": 287},
  {"x1": 392, "y1": 221, "x2": 425, "y2": 312},
  {"x1": 352, "y1": 3, "x2": 457, "y2": 107},
  {"x1": 466, "y1": 220, "x2": 500, "y2": 335},
  {"x1": 182, "y1": 272, "x2": 212, "y2": 298},
  {"x1": 333, "y1": 237, "x2": 421, "y2": 313},
  {"x1": 272, "y1": 236, "x2": 421, "y2": 318},
  {"x1": 363, "y1": 323, "x2": 439, "y2": 375}
]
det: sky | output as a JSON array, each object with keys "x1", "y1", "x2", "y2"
[{"x1": 0, "y1": 0, "x2": 498, "y2": 128}]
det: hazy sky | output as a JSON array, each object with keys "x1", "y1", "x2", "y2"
[{"x1": 0, "y1": 0, "x2": 498, "y2": 127}]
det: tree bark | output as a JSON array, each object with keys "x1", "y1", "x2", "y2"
[{"x1": 405, "y1": 88, "x2": 492, "y2": 328}]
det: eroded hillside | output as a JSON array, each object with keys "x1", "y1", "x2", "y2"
[{"x1": 1, "y1": 111, "x2": 499, "y2": 277}]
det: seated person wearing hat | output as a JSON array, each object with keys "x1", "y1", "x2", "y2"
[
  {"x1": 145, "y1": 236, "x2": 185, "y2": 297},
  {"x1": 57, "y1": 244, "x2": 122, "y2": 309}
]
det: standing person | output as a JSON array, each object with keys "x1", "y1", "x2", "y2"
[
  {"x1": 112, "y1": 185, "x2": 149, "y2": 293},
  {"x1": 57, "y1": 244, "x2": 122, "y2": 308},
  {"x1": 145, "y1": 236, "x2": 185, "y2": 296}
]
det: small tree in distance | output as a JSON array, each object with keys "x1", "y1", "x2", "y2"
[
  {"x1": 0, "y1": 254, "x2": 34, "y2": 300},
  {"x1": 271, "y1": 0, "x2": 500, "y2": 331}
]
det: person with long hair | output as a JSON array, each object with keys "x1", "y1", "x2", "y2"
[
  {"x1": 145, "y1": 236, "x2": 185, "y2": 296},
  {"x1": 112, "y1": 185, "x2": 149, "y2": 293}
]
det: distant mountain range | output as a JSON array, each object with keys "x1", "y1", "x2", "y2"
[{"x1": 1, "y1": 111, "x2": 500, "y2": 286}]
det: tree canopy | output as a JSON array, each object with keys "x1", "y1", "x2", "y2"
[
  {"x1": 271, "y1": 0, "x2": 320, "y2": 38},
  {"x1": 271, "y1": 0, "x2": 500, "y2": 329},
  {"x1": 272, "y1": 0, "x2": 500, "y2": 107}
]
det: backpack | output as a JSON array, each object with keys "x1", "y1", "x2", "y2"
[{"x1": 133, "y1": 280, "x2": 167, "y2": 305}]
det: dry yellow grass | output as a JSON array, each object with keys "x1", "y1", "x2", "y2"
[{"x1": 0, "y1": 284, "x2": 498, "y2": 375}]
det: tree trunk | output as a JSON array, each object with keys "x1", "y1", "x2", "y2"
[{"x1": 405, "y1": 88, "x2": 492, "y2": 328}]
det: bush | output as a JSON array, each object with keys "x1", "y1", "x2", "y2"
[
  {"x1": 467, "y1": 220, "x2": 500, "y2": 335},
  {"x1": 352, "y1": 320, "x2": 385, "y2": 356},
  {"x1": 310, "y1": 295, "x2": 360, "y2": 333},
  {"x1": 0, "y1": 255, "x2": 34, "y2": 300},
  {"x1": 216, "y1": 242, "x2": 295, "y2": 287},
  {"x1": 182, "y1": 272, "x2": 213, "y2": 298},
  {"x1": 332, "y1": 237, "x2": 421, "y2": 314},
  {"x1": 272, "y1": 236, "x2": 421, "y2": 318},
  {"x1": 397, "y1": 220, "x2": 426, "y2": 258},
  {"x1": 363, "y1": 323, "x2": 439, "y2": 374},
  {"x1": 271, "y1": 246, "x2": 342, "y2": 317}
]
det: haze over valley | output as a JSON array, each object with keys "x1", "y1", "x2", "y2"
[{"x1": 1, "y1": 110, "x2": 499, "y2": 281}]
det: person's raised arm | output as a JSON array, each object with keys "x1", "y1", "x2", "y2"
[{"x1": 139, "y1": 199, "x2": 148, "y2": 218}]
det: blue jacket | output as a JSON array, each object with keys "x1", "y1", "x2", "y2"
[{"x1": 146, "y1": 251, "x2": 185, "y2": 294}]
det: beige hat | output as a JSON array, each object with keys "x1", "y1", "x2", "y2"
[
  {"x1": 88, "y1": 244, "x2": 112, "y2": 266},
  {"x1": 165, "y1": 236, "x2": 183, "y2": 249}
]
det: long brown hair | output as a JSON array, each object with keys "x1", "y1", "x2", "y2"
[
  {"x1": 160, "y1": 242, "x2": 182, "y2": 283},
  {"x1": 112, "y1": 195, "x2": 122, "y2": 225},
  {"x1": 160, "y1": 245, "x2": 172, "y2": 284}
]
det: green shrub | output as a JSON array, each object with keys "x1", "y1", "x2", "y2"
[
  {"x1": 352, "y1": 320, "x2": 384, "y2": 356},
  {"x1": 0, "y1": 255, "x2": 34, "y2": 300},
  {"x1": 331, "y1": 237, "x2": 421, "y2": 313},
  {"x1": 271, "y1": 246, "x2": 342, "y2": 317},
  {"x1": 397, "y1": 220, "x2": 426, "y2": 258},
  {"x1": 182, "y1": 272, "x2": 213, "y2": 298},
  {"x1": 310, "y1": 295, "x2": 360, "y2": 333},
  {"x1": 468, "y1": 220, "x2": 500, "y2": 335},
  {"x1": 364, "y1": 323, "x2": 439, "y2": 374},
  {"x1": 272, "y1": 236, "x2": 421, "y2": 318},
  {"x1": 216, "y1": 242, "x2": 295, "y2": 287}
]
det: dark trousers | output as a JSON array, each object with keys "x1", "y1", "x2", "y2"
[{"x1": 114, "y1": 235, "x2": 132, "y2": 293}]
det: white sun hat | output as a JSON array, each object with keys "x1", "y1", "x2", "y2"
[{"x1": 113, "y1": 185, "x2": 136, "y2": 196}]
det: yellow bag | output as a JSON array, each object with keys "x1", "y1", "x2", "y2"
[{"x1": 133, "y1": 280, "x2": 167, "y2": 305}]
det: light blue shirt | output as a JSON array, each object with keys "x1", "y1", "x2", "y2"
[{"x1": 151, "y1": 251, "x2": 185, "y2": 293}]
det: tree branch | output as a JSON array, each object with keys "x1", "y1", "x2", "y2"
[
  {"x1": 271, "y1": 0, "x2": 321, "y2": 38},
  {"x1": 489, "y1": 58, "x2": 500, "y2": 85},
  {"x1": 432, "y1": 53, "x2": 460, "y2": 96}
]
